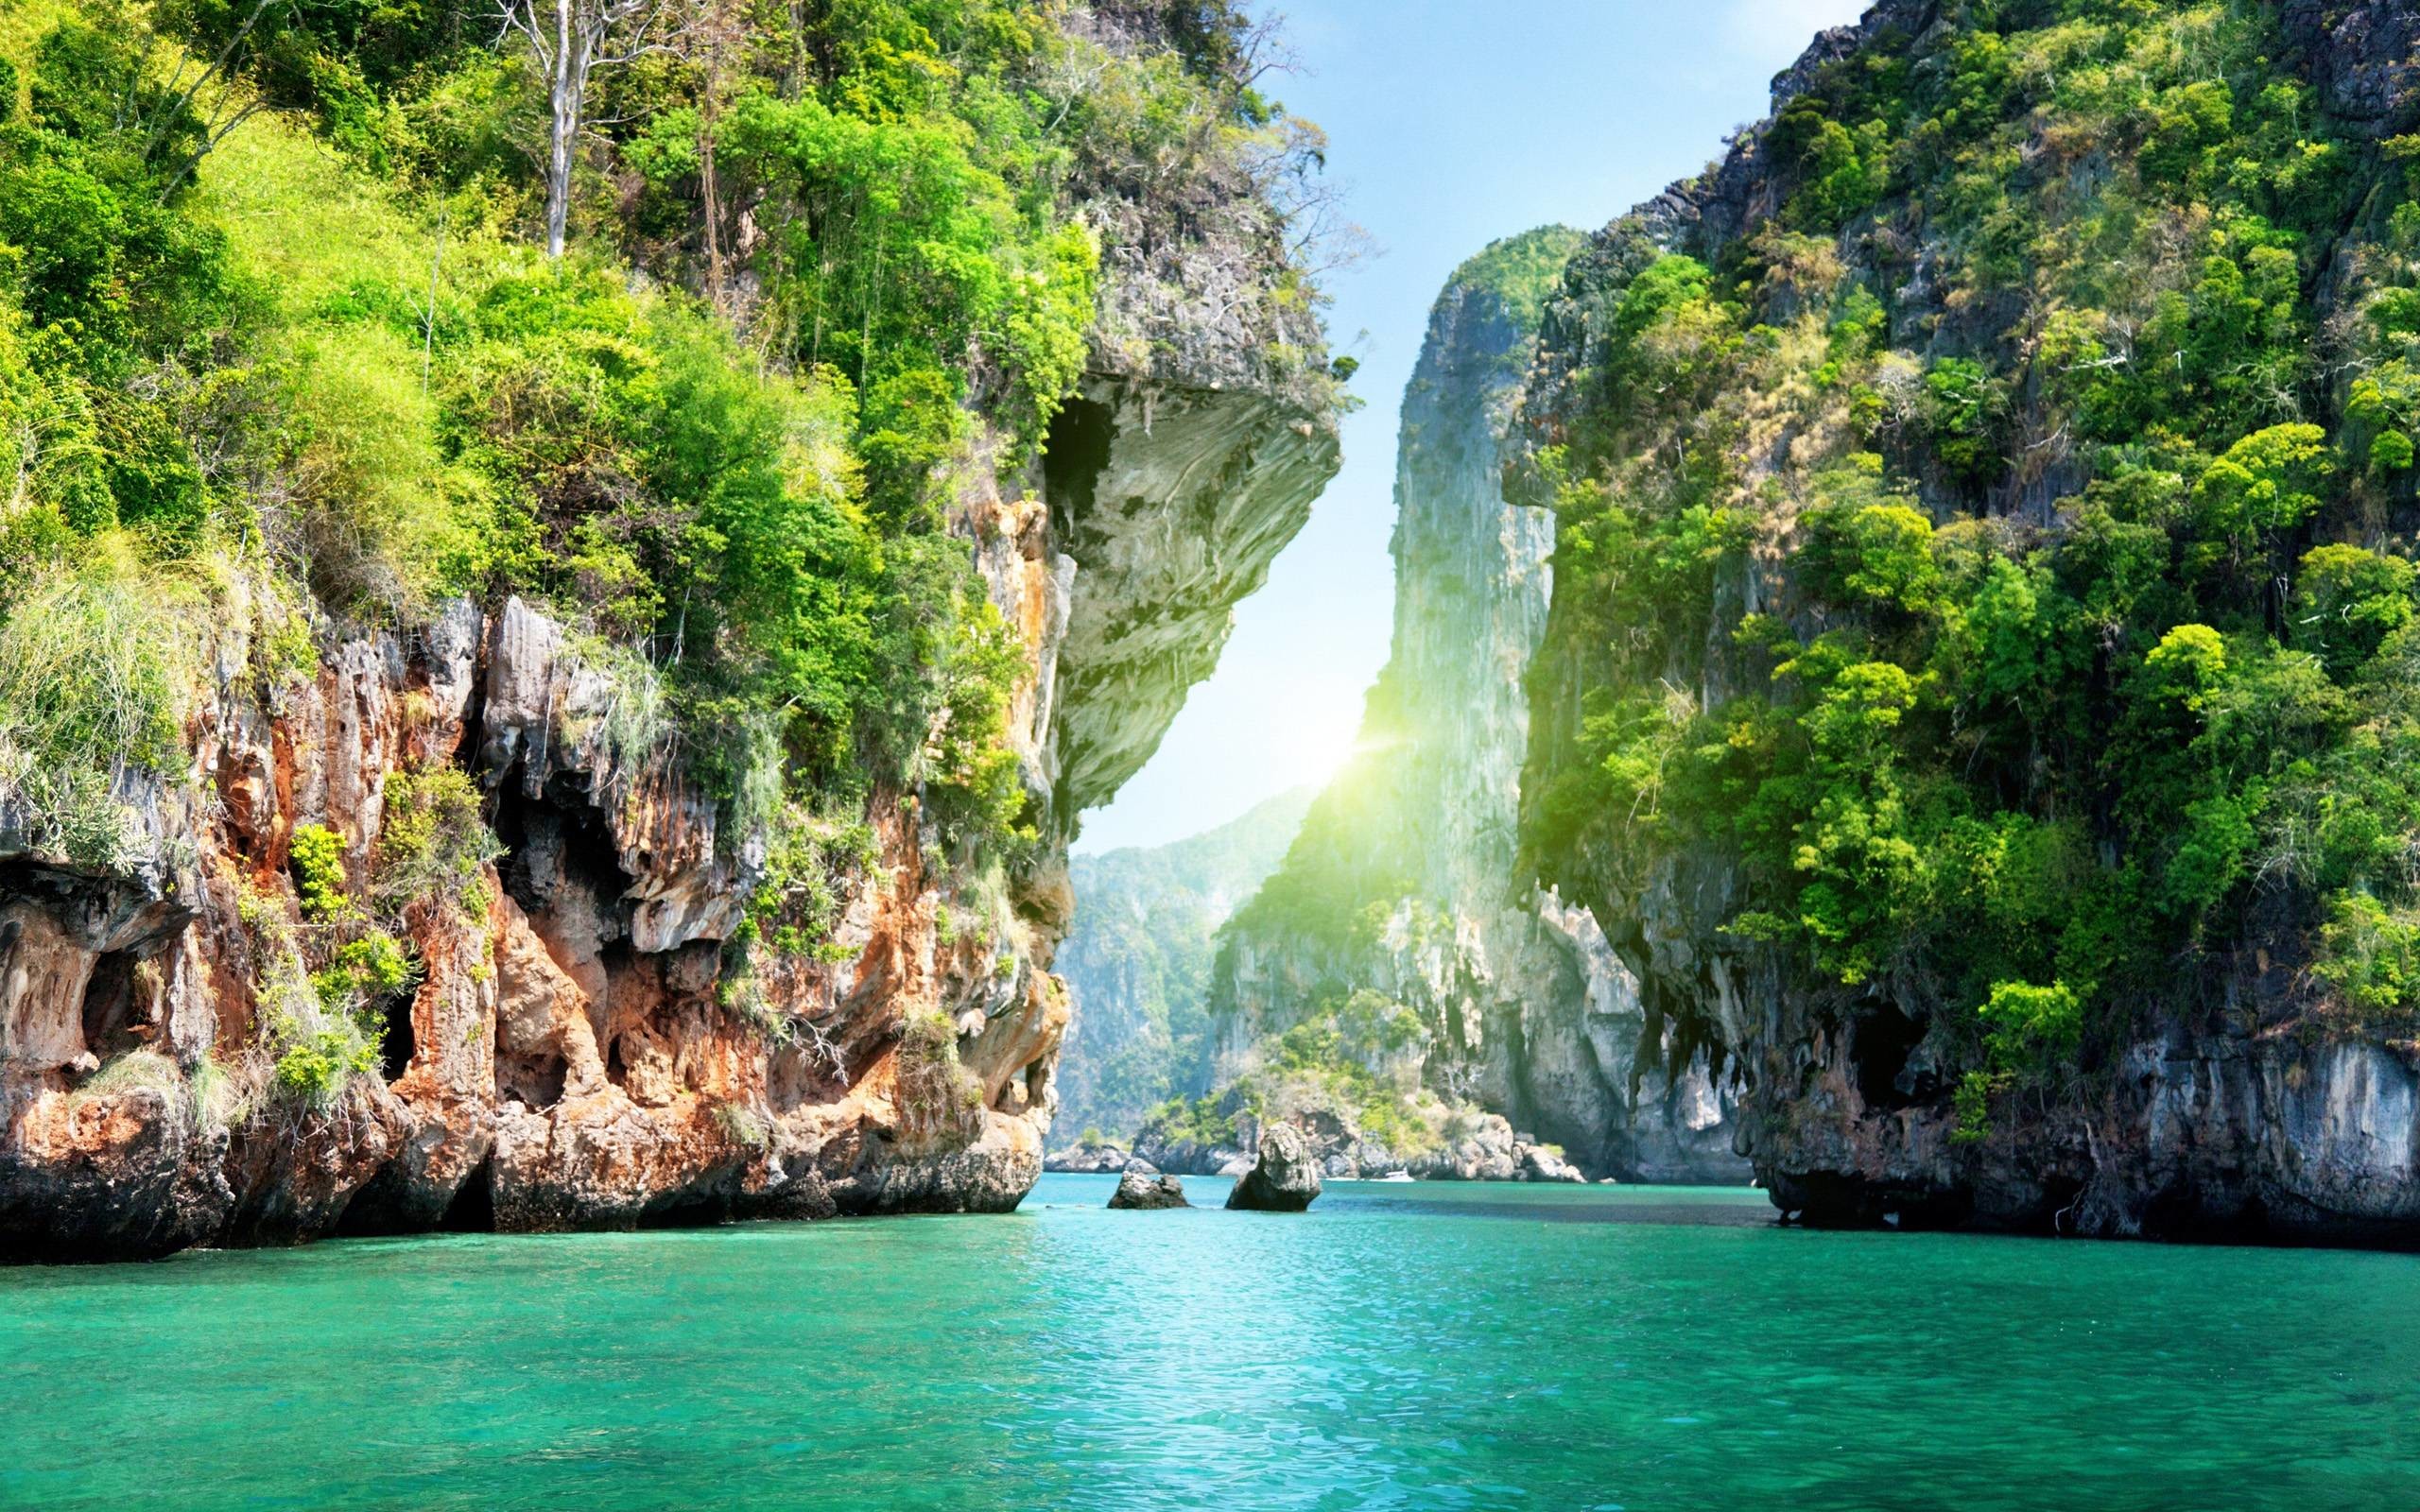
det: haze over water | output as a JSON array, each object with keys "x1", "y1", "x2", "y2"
[{"x1": 4, "y1": 1177, "x2": 2413, "y2": 1509}]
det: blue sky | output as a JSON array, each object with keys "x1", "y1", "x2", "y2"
[{"x1": 1075, "y1": 0, "x2": 1868, "y2": 853}]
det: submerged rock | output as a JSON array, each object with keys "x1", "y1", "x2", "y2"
[
  {"x1": 1226, "y1": 1123, "x2": 1321, "y2": 1211},
  {"x1": 1107, "y1": 1165, "x2": 1189, "y2": 1210}
]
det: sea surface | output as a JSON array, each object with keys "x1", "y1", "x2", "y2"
[{"x1": 2, "y1": 1174, "x2": 2415, "y2": 1510}]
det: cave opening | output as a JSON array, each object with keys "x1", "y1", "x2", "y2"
[
  {"x1": 491, "y1": 770, "x2": 629, "y2": 921},
  {"x1": 440, "y1": 1157, "x2": 497, "y2": 1232},
  {"x1": 1042, "y1": 395, "x2": 1115, "y2": 519},
  {"x1": 78, "y1": 948, "x2": 145, "y2": 1062},
  {"x1": 1851, "y1": 1007, "x2": 1928, "y2": 1110},
  {"x1": 638, "y1": 1182, "x2": 734, "y2": 1229},
  {"x1": 378, "y1": 994, "x2": 417, "y2": 1081},
  {"x1": 500, "y1": 1052, "x2": 568, "y2": 1111}
]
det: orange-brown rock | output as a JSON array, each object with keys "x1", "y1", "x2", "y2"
[{"x1": 0, "y1": 350, "x2": 1338, "y2": 1261}]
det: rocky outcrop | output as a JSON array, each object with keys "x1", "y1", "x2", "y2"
[
  {"x1": 1036, "y1": 386, "x2": 1336, "y2": 845},
  {"x1": 1225, "y1": 1122, "x2": 1320, "y2": 1211},
  {"x1": 1134, "y1": 1095, "x2": 1593, "y2": 1186},
  {"x1": 1201, "y1": 231, "x2": 1749, "y2": 1184},
  {"x1": 0, "y1": 379, "x2": 1337, "y2": 1266},
  {"x1": 1128, "y1": 1116, "x2": 1247, "y2": 1177},
  {"x1": 1107, "y1": 1163, "x2": 1189, "y2": 1209},
  {"x1": 1044, "y1": 1137, "x2": 1134, "y2": 1174},
  {"x1": 1511, "y1": 0, "x2": 2420, "y2": 1244}
]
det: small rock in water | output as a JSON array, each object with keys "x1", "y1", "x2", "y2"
[
  {"x1": 1227, "y1": 1124, "x2": 1322, "y2": 1211},
  {"x1": 1107, "y1": 1165, "x2": 1189, "y2": 1210}
]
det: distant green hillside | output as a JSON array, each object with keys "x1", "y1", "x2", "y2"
[{"x1": 1057, "y1": 787, "x2": 1314, "y2": 1138}]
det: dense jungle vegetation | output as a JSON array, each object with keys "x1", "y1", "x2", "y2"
[
  {"x1": 0, "y1": 0, "x2": 1328, "y2": 874},
  {"x1": 1522, "y1": 0, "x2": 2420, "y2": 1136},
  {"x1": 0, "y1": 0, "x2": 1336, "y2": 1102}
]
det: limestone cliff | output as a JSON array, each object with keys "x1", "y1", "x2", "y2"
[
  {"x1": 1514, "y1": 0, "x2": 2420, "y2": 1243},
  {"x1": 1188, "y1": 232, "x2": 1747, "y2": 1182},
  {"x1": 0, "y1": 23, "x2": 1341, "y2": 1258}
]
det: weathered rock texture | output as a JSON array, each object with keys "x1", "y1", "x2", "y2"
[
  {"x1": 1225, "y1": 1121, "x2": 1320, "y2": 1211},
  {"x1": 1106, "y1": 1164, "x2": 1189, "y2": 1210},
  {"x1": 1513, "y1": 0, "x2": 2420, "y2": 1244},
  {"x1": 1201, "y1": 232, "x2": 1748, "y2": 1183},
  {"x1": 1044, "y1": 1136, "x2": 1135, "y2": 1174},
  {"x1": 0, "y1": 215, "x2": 1339, "y2": 1263}
]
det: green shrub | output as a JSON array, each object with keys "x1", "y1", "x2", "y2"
[
  {"x1": 0, "y1": 554, "x2": 204, "y2": 866},
  {"x1": 310, "y1": 931, "x2": 414, "y2": 1012},
  {"x1": 2313, "y1": 893, "x2": 2420, "y2": 1021},
  {"x1": 1922, "y1": 358, "x2": 2007, "y2": 491},
  {"x1": 744, "y1": 804, "x2": 877, "y2": 962},
  {"x1": 260, "y1": 950, "x2": 376, "y2": 1108},
  {"x1": 274, "y1": 1029, "x2": 377, "y2": 1103},
  {"x1": 372, "y1": 765, "x2": 500, "y2": 921},
  {"x1": 894, "y1": 1007, "x2": 985, "y2": 1141},
  {"x1": 289, "y1": 824, "x2": 354, "y2": 922}
]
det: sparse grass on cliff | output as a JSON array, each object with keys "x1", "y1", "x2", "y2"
[
  {"x1": 0, "y1": 558, "x2": 205, "y2": 868},
  {"x1": 894, "y1": 1006, "x2": 985, "y2": 1143}
]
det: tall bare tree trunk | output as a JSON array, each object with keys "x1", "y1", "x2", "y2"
[
  {"x1": 700, "y1": 125, "x2": 725, "y2": 306},
  {"x1": 696, "y1": 0, "x2": 737, "y2": 309},
  {"x1": 501, "y1": 0, "x2": 671, "y2": 261},
  {"x1": 543, "y1": 0, "x2": 589, "y2": 259},
  {"x1": 544, "y1": 40, "x2": 572, "y2": 251}
]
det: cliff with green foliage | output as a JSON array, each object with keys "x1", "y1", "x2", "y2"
[
  {"x1": 1169, "y1": 231, "x2": 1743, "y2": 1182},
  {"x1": 1047, "y1": 785, "x2": 1309, "y2": 1144},
  {"x1": 0, "y1": 0, "x2": 1340, "y2": 1259},
  {"x1": 1517, "y1": 0, "x2": 2420, "y2": 1239}
]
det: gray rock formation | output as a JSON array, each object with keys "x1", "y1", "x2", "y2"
[
  {"x1": 1200, "y1": 230, "x2": 1749, "y2": 1183},
  {"x1": 1225, "y1": 1122, "x2": 1321, "y2": 1211},
  {"x1": 1107, "y1": 1164, "x2": 1189, "y2": 1210},
  {"x1": 1045, "y1": 1139, "x2": 1134, "y2": 1174}
]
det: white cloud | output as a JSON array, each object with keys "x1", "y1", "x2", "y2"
[{"x1": 1724, "y1": 0, "x2": 1871, "y2": 60}]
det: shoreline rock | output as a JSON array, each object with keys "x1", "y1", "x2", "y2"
[
  {"x1": 1044, "y1": 1141, "x2": 1133, "y2": 1175},
  {"x1": 1225, "y1": 1124, "x2": 1321, "y2": 1211},
  {"x1": 1106, "y1": 1164, "x2": 1189, "y2": 1210}
]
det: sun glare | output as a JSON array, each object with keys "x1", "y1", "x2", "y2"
[{"x1": 1279, "y1": 710, "x2": 1363, "y2": 789}]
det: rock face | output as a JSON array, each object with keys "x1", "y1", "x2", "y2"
[
  {"x1": 1054, "y1": 787, "x2": 1312, "y2": 1140},
  {"x1": 1511, "y1": 0, "x2": 2420, "y2": 1244},
  {"x1": 1135, "y1": 1096, "x2": 1589, "y2": 1186},
  {"x1": 1225, "y1": 1122, "x2": 1321, "y2": 1211},
  {"x1": 1107, "y1": 1164, "x2": 1189, "y2": 1210},
  {"x1": 1039, "y1": 389, "x2": 1336, "y2": 847},
  {"x1": 1044, "y1": 1138, "x2": 1133, "y2": 1174},
  {"x1": 1200, "y1": 231, "x2": 1749, "y2": 1183},
  {"x1": 0, "y1": 269, "x2": 1339, "y2": 1263}
]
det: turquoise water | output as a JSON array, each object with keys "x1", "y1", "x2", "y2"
[{"x1": 4, "y1": 1175, "x2": 2417, "y2": 1510}]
